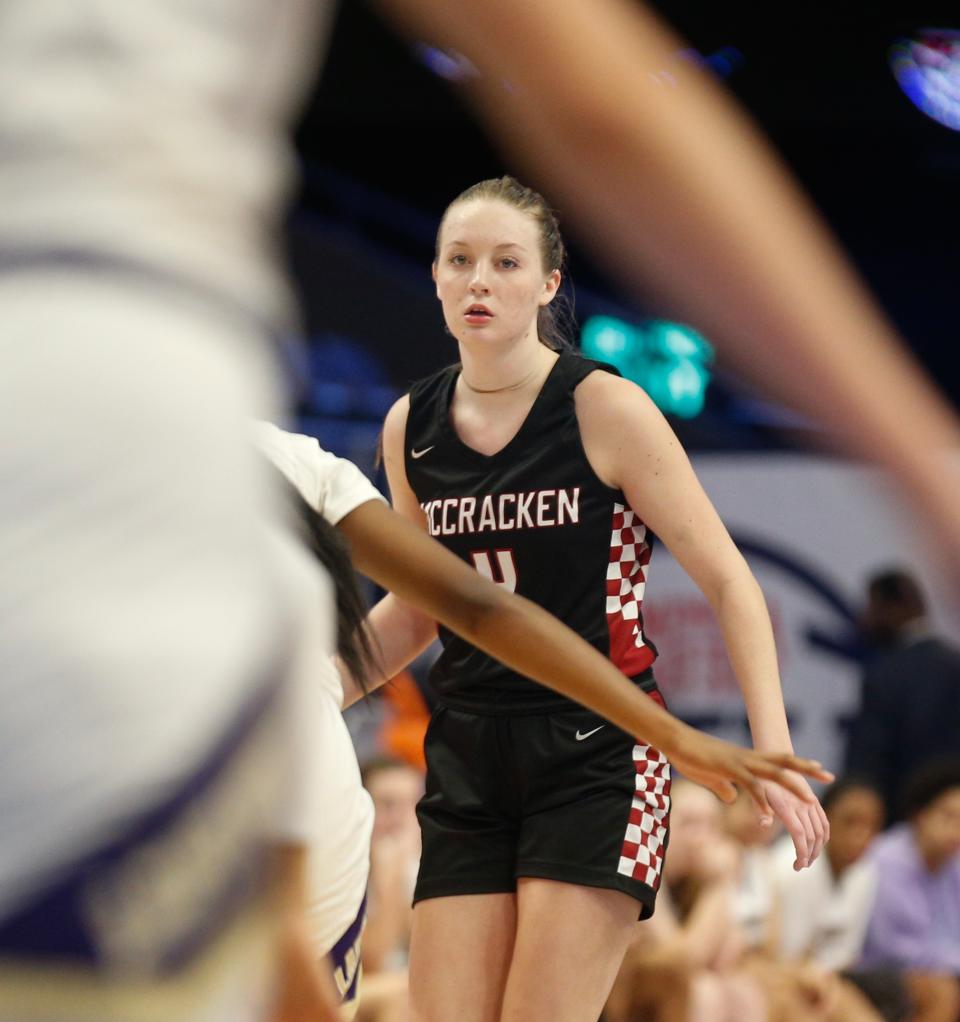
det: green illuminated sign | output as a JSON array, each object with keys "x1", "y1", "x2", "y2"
[{"x1": 580, "y1": 316, "x2": 713, "y2": 418}]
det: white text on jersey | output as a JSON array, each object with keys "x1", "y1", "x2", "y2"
[{"x1": 421, "y1": 487, "x2": 580, "y2": 537}]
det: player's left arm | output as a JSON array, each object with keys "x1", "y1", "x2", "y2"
[{"x1": 576, "y1": 370, "x2": 828, "y2": 868}]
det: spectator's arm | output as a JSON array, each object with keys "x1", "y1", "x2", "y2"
[{"x1": 680, "y1": 882, "x2": 743, "y2": 970}]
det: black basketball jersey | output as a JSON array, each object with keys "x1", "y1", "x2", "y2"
[{"x1": 405, "y1": 351, "x2": 659, "y2": 712}]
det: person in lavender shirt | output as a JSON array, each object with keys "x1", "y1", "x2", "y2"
[{"x1": 861, "y1": 759, "x2": 960, "y2": 1010}]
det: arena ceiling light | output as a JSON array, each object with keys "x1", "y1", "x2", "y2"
[
  {"x1": 890, "y1": 29, "x2": 960, "y2": 131},
  {"x1": 580, "y1": 316, "x2": 714, "y2": 419}
]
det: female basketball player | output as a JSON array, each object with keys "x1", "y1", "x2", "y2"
[
  {"x1": 260, "y1": 421, "x2": 831, "y2": 805},
  {"x1": 7, "y1": 1, "x2": 955, "y2": 1019},
  {"x1": 366, "y1": 176, "x2": 831, "y2": 1022},
  {"x1": 257, "y1": 422, "x2": 833, "y2": 1020}
]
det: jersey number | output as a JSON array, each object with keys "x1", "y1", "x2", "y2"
[{"x1": 470, "y1": 549, "x2": 518, "y2": 593}]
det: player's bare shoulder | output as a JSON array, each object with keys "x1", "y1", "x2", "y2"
[
  {"x1": 381, "y1": 394, "x2": 412, "y2": 463},
  {"x1": 383, "y1": 393, "x2": 411, "y2": 441},
  {"x1": 574, "y1": 368, "x2": 671, "y2": 488},
  {"x1": 574, "y1": 367, "x2": 663, "y2": 438},
  {"x1": 380, "y1": 393, "x2": 426, "y2": 515}
]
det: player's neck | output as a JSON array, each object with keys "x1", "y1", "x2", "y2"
[{"x1": 458, "y1": 338, "x2": 557, "y2": 399}]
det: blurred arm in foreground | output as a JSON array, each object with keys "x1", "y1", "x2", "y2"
[{"x1": 377, "y1": 0, "x2": 960, "y2": 571}]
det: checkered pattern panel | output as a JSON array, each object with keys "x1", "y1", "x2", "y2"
[
  {"x1": 617, "y1": 745, "x2": 671, "y2": 888},
  {"x1": 606, "y1": 503, "x2": 655, "y2": 675}
]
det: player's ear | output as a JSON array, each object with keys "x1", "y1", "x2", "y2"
[
  {"x1": 540, "y1": 269, "x2": 561, "y2": 306},
  {"x1": 431, "y1": 261, "x2": 440, "y2": 296}
]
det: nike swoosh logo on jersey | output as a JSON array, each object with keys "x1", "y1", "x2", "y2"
[
  {"x1": 411, "y1": 446, "x2": 435, "y2": 459},
  {"x1": 575, "y1": 725, "x2": 605, "y2": 741}
]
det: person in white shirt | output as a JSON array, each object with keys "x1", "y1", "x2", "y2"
[
  {"x1": 771, "y1": 779, "x2": 884, "y2": 971},
  {"x1": 770, "y1": 778, "x2": 960, "y2": 1022}
]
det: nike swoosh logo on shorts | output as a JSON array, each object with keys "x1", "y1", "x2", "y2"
[
  {"x1": 411, "y1": 446, "x2": 435, "y2": 459},
  {"x1": 575, "y1": 725, "x2": 605, "y2": 741}
]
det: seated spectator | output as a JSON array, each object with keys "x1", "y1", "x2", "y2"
[
  {"x1": 845, "y1": 568, "x2": 960, "y2": 823},
  {"x1": 356, "y1": 758, "x2": 424, "y2": 1022},
  {"x1": 605, "y1": 780, "x2": 768, "y2": 1022},
  {"x1": 720, "y1": 790, "x2": 883, "y2": 1022},
  {"x1": 606, "y1": 781, "x2": 880, "y2": 1022},
  {"x1": 771, "y1": 778, "x2": 884, "y2": 971},
  {"x1": 860, "y1": 758, "x2": 960, "y2": 1019},
  {"x1": 772, "y1": 776, "x2": 959, "y2": 1022},
  {"x1": 723, "y1": 787, "x2": 783, "y2": 956}
]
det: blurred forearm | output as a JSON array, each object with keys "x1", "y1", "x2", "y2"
[{"x1": 376, "y1": 0, "x2": 960, "y2": 568}]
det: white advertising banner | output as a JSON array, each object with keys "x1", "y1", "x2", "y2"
[{"x1": 645, "y1": 454, "x2": 960, "y2": 775}]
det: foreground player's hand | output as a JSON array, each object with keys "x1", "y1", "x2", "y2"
[
  {"x1": 271, "y1": 914, "x2": 341, "y2": 1022},
  {"x1": 761, "y1": 773, "x2": 829, "y2": 870},
  {"x1": 664, "y1": 727, "x2": 833, "y2": 820}
]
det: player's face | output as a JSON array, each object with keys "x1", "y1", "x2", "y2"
[{"x1": 433, "y1": 199, "x2": 560, "y2": 348}]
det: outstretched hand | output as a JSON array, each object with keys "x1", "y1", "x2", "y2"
[
  {"x1": 761, "y1": 773, "x2": 830, "y2": 870},
  {"x1": 664, "y1": 726, "x2": 833, "y2": 844}
]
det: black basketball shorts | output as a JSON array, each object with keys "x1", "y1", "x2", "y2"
[{"x1": 413, "y1": 678, "x2": 672, "y2": 919}]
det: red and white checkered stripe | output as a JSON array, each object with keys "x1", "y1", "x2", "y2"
[
  {"x1": 618, "y1": 745, "x2": 671, "y2": 888},
  {"x1": 606, "y1": 503, "x2": 655, "y2": 675}
]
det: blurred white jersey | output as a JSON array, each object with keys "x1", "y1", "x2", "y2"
[
  {"x1": 0, "y1": 0, "x2": 335, "y2": 327},
  {"x1": 254, "y1": 421, "x2": 386, "y2": 544},
  {"x1": 0, "y1": 2, "x2": 338, "y2": 1018},
  {"x1": 0, "y1": 287, "x2": 334, "y2": 1022},
  {"x1": 256, "y1": 422, "x2": 387, "y2": 957}
]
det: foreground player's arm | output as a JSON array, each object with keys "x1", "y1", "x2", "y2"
[
  {"x1": 576, "y1": 371, "x2": 828, "y2": 867},
  {"x1": 337, "y1": 396, "x2": 833, "y2": 809},
  {"x1": 269, "y1": 845, "x2": 341, "y2": 1022},
  {"x1": 376, "y1": 0, "x2": 960, "y2": 574}
]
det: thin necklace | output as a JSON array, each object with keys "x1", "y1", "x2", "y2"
[{"x1": 460, "y1": 364, "x2": 541, "y2": 394}]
